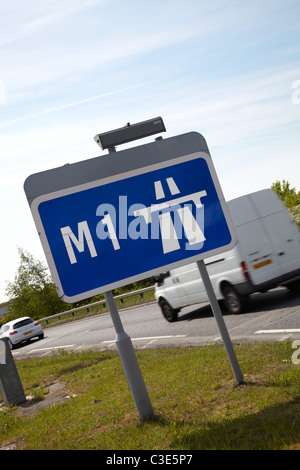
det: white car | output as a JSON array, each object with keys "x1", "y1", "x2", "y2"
[{"x1": 0, "y1": 316, "x2": 44, "y2": 349}]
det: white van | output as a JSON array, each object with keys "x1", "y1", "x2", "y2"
[{"x1": 155, "y1": 188, "x2": 300, "y2": 321}]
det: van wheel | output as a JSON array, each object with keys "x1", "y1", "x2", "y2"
[
  {"x1": 159, "y1": 299, "x2": 178, "y2": 322},
  {"x1": 222, "y1": 285, "x2": 246, "y2": 314}
]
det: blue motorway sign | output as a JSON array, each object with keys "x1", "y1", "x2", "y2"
[{"x1": 28, "y1": 149, "x2": 236, "y2": 302}]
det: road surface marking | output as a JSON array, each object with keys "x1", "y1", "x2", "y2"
[
  {"x1": 102, "y1": 335, "x2": 186, "y2": 344},
  {"x1": 29, "y1": 344, "x2": 75, "y2": 353},
  {"x1": 255, "y1": 329, "x2": 300, "y2": 334},
  {"x1": 140, "y1": 339, "x2": 158, "y2": 349}
]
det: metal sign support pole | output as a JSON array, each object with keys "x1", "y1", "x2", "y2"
[
  {"x1": 104, "y1": 291, "x2": 154, "y2": 421},
  {"x1": 197, "y1": 260, "x2": 244, "y2": 384}
]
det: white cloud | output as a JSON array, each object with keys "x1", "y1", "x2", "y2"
[
  {"x1": 4, "y1": 0, "x2": 282, "y2": 100},
  {"x1": 0, "y1": 0, "x2": 106, "y2": 47}
]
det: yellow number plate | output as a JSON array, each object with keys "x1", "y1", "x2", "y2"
[
  {"x1": 253, "y1": 259, "x2": 273, "y2": 270},
  {"x1": 23, "y1": 330, "x2": 33, "y2": 336}
]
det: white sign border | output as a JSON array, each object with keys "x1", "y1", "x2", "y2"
[{"x1": 30, "y1": 151, "x2": 237, "y2": 303}]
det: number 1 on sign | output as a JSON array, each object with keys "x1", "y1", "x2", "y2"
[{"x1": 101, "y1": 214, "x2": 120, "y2": 250}]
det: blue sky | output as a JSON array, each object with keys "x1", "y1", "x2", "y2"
[{"x1": 1, "y1": 0, "x2": 300, "y2": 301}]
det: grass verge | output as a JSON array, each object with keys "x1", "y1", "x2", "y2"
[{"x1": 0, "y1": 342, "x2": 299, "y2": 450}]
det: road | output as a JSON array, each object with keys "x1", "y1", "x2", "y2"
[{"x1": 11, "y1": 286, "x2": 300, "y2": 360}]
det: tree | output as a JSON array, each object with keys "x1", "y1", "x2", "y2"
[
  {"x1": 5, "y1": 248, "x2": 67, "y2": 322},
  {"x1": 288, "y1": 204, "x2": 300, "y2": 228},
  {"x1": 271, "y1": 180, "x2": 300, "y2": 228},
  {"x1": 271, "y1": 180, "x2": 300, "y2": 208}
]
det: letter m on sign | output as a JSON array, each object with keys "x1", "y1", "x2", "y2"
[{"x1": 60, "y1": 221, "x2": 97, "y2": 264}]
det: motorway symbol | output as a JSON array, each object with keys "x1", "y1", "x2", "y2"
[{"x1": 134, "y1": 176, "x2": 207, "y2": 254}]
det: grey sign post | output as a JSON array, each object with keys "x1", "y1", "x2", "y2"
[{"x1": 197, "y1": 261, "x2": 244, "y2": 383}]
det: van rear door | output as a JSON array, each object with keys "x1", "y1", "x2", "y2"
[
  {"x1": 235, "y1": 221, "x2": 282, "y2": 284},
  {"x1": 228, "y1": 191, "x2": 283, "y2": 285},
  {"x1": 249, "y1": 190, "x2": 300, "y2": 276}
]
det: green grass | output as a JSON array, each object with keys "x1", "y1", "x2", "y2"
[{"x1": 0, "y1": 342, "x2": 299, "y2": 450}]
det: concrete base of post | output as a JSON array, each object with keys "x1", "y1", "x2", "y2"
[
  {"x1": 116, "y1": 331, "x2": 154, "y2": 421},
  {"x1": 104, "y1": 291, "x2": 154, "y2": 421},
  {"x1": 0, "y1": 338, "x2": 26, "y2": 407}
]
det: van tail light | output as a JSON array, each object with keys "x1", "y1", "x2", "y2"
[
  {"x1": 241, "y1": 261, "x2": 250, "y2": 280},
  {"x1": 9, "y1": 330, "x2": 17, "y2": 335}
]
